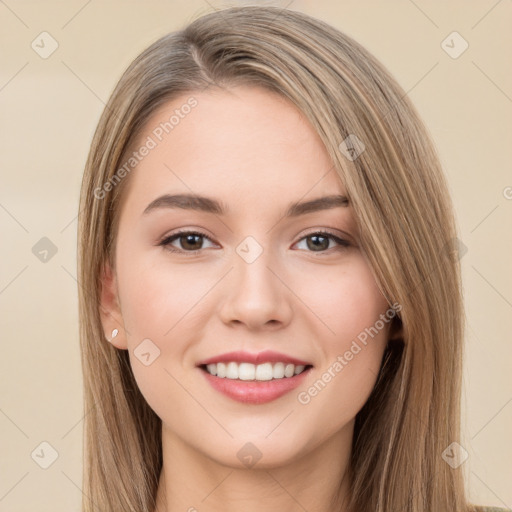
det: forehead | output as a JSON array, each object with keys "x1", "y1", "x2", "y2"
[{"x1": 120, "y1": 85, "x2": 346, "y2": 216}]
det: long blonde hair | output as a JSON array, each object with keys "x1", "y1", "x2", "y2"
[{"x1": 78, "y1": 6, "x2": 472, "y2": 511}]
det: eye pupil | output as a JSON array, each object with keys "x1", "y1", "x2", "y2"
[
  {"x1": 307, "y1": 235, "x2": 329, "y2": 251},
  {"x1": 182, "y1": 234, "x2": 202, "y2": 250}
]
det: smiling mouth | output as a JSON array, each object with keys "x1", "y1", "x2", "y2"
[{"x1": 200, "y1": 362, "x2": 313, "y2": 381}]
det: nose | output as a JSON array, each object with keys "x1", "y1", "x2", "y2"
[{"x1": 218, "y1": 247, "x2": 293, "y2": 331}]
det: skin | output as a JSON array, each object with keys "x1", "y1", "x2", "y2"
[{"x1": 99, "y1": 85, "x2": 396, "y2": 512}]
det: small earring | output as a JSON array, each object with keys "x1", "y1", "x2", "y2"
[{"x1": 107, "y1": 328, "x2": 119, "y2": 342}]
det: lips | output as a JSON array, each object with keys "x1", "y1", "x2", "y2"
[
  {"x1": 197, "y1": 350, "x2": 313, "y2": 404},
  {"x1": 197, "y1": 350, "x2": 311, "y2": 367}
]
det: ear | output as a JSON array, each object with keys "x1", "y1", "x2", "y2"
[{"x1": 99, "y1": 261, "x2": 128, "y2": 350}]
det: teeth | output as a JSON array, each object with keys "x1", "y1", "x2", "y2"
[
  {"x1": 216, "y1": 362, "x2": 226, "y2": 378},
  {"x1": 255, "y1": 363, "x2": 273, "y2": 381},
  {"x1": 284, "y1": 363, "x2": 294, "y2": 378},
  {"x1": 294, "y1": 365, "x2": 305, "y2": 375},
  {"x1": 239, "y1": 362, "x2": 255, "y2": 380},
  {"x1": 204, "y1": 362, "x2": 308, "y2": 380},
  {"x1": 226, "y1": 362, "x2": 238, "y2": 379},
  {"x1": 273, "y1": 362, "x2": 285, "y2": 379}
]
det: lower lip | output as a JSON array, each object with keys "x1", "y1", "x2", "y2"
[{"x1": 200, "y1": 367, "x2": 312, "y2": 404}]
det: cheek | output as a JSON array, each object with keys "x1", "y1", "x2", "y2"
[
  {"x1": 114, "y1": 252, "x2": 218, "y2": 414},
  {"x1": 298, "y1": 255, "x2": 389, "y2": 346},
  {"x1": 116, "y1": 251, "x2": 214, "y2": 343},
  {"x1": 293, "y1": 257, "x2": 390, "y2": 421}
]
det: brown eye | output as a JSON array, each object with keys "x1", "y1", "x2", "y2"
[
  {"x1": 178, "y1": 233, "x2": 204, "y2": 250},
  {"x1": 159, "y1": 231, "x2": 215, "y2": 253}
]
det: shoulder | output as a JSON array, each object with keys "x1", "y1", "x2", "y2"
[{"x1": 474, "y1": 507, "x2": 512, "y2": 512}]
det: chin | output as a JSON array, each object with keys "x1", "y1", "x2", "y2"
[{"x1": 200, "y1": 430, "x2": 312, "y2": 470}]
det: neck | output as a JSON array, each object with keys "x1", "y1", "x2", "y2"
[{"x1": 154, "y1": 422, "x2": 354, "y2": 512}]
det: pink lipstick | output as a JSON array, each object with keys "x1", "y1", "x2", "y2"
[{"x1": 197, "y1": 350, "x2": 313, "y2": 404}]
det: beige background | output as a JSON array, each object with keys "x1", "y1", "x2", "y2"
[{"x1": 1, "y1": 1, "x2": 511, "y2": 510}]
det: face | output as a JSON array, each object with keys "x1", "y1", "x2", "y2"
[{"x1": 100, "y1": 85, "x2": 393, "y2": 468}]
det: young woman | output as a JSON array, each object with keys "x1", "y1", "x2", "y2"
[{"x1": 77, "y1": 6, "x2": 508, "y2": 512}]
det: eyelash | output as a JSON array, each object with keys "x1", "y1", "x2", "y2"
[{"x1": 158, "y1": 229, "x2": 350, "y2": 255}]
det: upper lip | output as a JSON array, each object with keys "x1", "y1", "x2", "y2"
[{"x1": 197, "y1": 350, "x2": 312, "y2": 367}]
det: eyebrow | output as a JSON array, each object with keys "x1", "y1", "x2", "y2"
[{"x1": 142, "y1": 193, "x2": 349, "y2": 217}]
